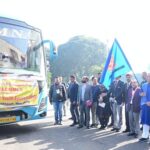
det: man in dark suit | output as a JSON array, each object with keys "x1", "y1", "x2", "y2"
[
  {"x1": 68, "y1": 75, "x2": 79, "y2": 126},
  {"x1": 122, "y1": 73, "x2": 132, "y2": 133},
  {"x1": 109, "y1": 75, "x2": 124, "y2": 132}
]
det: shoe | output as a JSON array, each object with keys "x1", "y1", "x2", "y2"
[
  {"x1": 76, "y1": 122, "x2": 79, "y2": 124},
  {"x1": 69, "y1": 117, "x2": 73, "y2": 120},
  {"x1": 86, "y1": 126, "x2": 90, "y2": 129},
  {"x1": 77, "y1": 125, "x2": 83, "y2": 129},
  {"x1": 108, "y1": 123, "x2": 113, "y2": 127},
  {"x1": 134, "y1": 134, "x2": 139, "y2": 138},
  {"x1": 127, "y1": 133, "x2": 135, "y2": 136},
  {"x1": 70, "y1": 123, "x2": 75, "y2": 127},
  {"x1": 54, "y1": 122, "x2": 58, "y2": 125},
  {"x1": 90, "y1": 124, "x2": 94, "y2": 127},
  {"x1": 122, "y1": 129, "x2": 130, "y2": 133},
  {"x1": 58, "y1": 122, "x2": 62, "y2": 125},
  {"x1": 70, "y1": 122, "x2": 78, "y2": 127},
  {"x1": 91, "y1": 124, "x2": 97, "y2": 128},
  {"x1": 139, "y1": 137, "x2": 149, "y2": 142},
  {"x1": 111, "y1": 128, "x2": 116, "y2": 131},
  {"x1": 140, "y1": 126, "x2": 143, "y2": 131},
  {"x1": 115, "y1": 129, "x2": 120, "y2": 132},
  {"x1": 99, "y1": 126, "x2": 105, "y2": 130},
  {"x1": 94, "y1": 124, "x2": 98, "y2": 128}
]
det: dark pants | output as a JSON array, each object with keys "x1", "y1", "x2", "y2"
[
  {"x1": 70, "y1": 103, "x2": 79, "y2": 123},
  {"x1": 79, "y1": 102, "x2": 90, "y2": 127},
  {"x1": 125, "y1": 104, "x2": 130, "y2": 131},
  {"x1": 110, "y1": 102, "x2": 114, "y2": 125},
  {"x1": 97, "y1": 106, "x2": 109, "y2": 127}
]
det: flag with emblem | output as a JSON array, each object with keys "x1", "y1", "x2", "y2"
[{"x1": 100, "y1": 39, "x2": 132, "y2": 89}]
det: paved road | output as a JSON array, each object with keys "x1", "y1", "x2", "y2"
[{"x1": 0, "y1": 106, "x2": 150, "y2": 150}]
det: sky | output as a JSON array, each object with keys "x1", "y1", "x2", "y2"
[{"x1": 0, "y1": 0, "x2": 150, "y2": 73}]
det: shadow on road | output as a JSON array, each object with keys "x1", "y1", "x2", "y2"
[{"x1": 0, "y1": 118, "x2": 149, "y2": 150}]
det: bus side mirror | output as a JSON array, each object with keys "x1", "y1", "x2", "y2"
[
  {"x1": 42, "y1": 40, "x2": 57, "y2": 61},
  {"x1": 42, "y1": 40, "x2": 57, "y2": 71}
]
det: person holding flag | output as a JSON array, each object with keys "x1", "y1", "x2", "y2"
[{"x1": 100, "y1": 39, "x2": 134, "y2": 132}]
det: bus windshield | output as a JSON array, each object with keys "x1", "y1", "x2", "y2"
[{"x1": 0, "y1": 21, "x2": 44, "y2": 74}]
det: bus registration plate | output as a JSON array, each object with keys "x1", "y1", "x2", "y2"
[{"x1": 0, "y1": 117, "x2": 16, "y2": 123}]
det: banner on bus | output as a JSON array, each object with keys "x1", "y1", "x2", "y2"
[{"x1": 0, "y1": 79, "x2": 39, "y2": 108}]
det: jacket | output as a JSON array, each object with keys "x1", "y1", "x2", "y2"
[
  {"x1": 78, "y1": 84, "x2": 93, "y2": 104},
  {"x1": 127, "y1": 87, "x2": 141, "y2": 113},
  {"x1": 68, "y1": 82, "x2": 79, "y2": 102},
  {"x1": 109, "y1": 80, "x2": 125, "y2": 105},
  {"x1": 49, "y1": 83, "x2": 67, "y2": 103}
]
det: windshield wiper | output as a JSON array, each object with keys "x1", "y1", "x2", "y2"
[
  {"x1": 18, "y1": 73, "x2": 34, "y2": 77},
  {"x1": 0, "y1": 71, "x2": 13, "y2": 74}
]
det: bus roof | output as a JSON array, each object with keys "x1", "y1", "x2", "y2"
[{"x1": 0, "y1": 16, "x2": 41, "y2": 33}]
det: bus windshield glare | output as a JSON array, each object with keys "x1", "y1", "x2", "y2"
[{"x1": 0, "y1": 22, "x2": 44, "y2": 73}]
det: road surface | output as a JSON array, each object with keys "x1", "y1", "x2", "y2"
[{"x1": 0, "y1": 105, "x2": 149, "y2": 150}]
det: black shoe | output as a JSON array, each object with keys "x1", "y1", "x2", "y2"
[
  {"x1": 116, "y1": 129, "x2": 120, "y2": 132},
  {"x1": 134, "y1": 134, "x2": 139, "y2": 138},
  {"x1": 111, "y1": 128, "x2": 116, "y2": 131},
  {"x1": 127, "y1": 133, "x2": 135, "y2": 136},
  {"x1": 70, "y1": 122, "x2": 78, "y2": 127},
  {"x1": 86, "y1": 126, "x2": 90, "y2": 129},
  {"x1": 99, "y1": 126, "x2": 105, "y2": 130},
  {"x1": 108, "y1": 123, "x2": 113, "y2": 127},
  {"x1": 139, "y1": 137, "x2": 149, "y2": 142},
  {"x1": 122, "y1": 129, "x2": 130, "y2": 133},
  {"x1": 70, "y1": 123, "x2": 75, "y2": 127},
  {"x1": 77, "y1": 125, "x2": 83, "y2": 129},
  {"x1": 91, "y1": 124, "x2": 97, "y2": 128},
  {"x1": 90, "y1": 124, "x2": 94, "y2": 127},
  {"x1": 76, "y1": 122, "x2": 79, "y2": 124},
  {"x1": 69, "y1": 117, "x2": 73, "y2": 120},
  {"x1": 54, "y1": 122, "x2": 58, "y2": 125},
  {"x1": 58, "y1": 122, "x2": 62, "y2": 125}
]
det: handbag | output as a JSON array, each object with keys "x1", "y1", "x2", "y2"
[{"x1": 85, "y1": 100, "x2": 93, "y2": 107}]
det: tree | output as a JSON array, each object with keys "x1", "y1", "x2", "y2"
[{"x1": 50, "y1": 35, "x2": 107, "y2": 81}]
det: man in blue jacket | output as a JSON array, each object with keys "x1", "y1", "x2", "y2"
[
  {"x1": 68, "y1": 75, "x2": 79, "y2": 126},
  {"x1": 139, "y1": 73, "x2": 150, "y2": 142}
]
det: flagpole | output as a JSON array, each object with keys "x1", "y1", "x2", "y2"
[{"x1": 131, "y1": 69, "x2": 141, "y2": 86}]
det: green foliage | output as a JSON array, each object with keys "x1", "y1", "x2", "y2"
[{"x1": 50, "y1": 35, "x2": 107, "y2": 81}]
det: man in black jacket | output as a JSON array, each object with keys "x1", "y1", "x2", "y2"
[
  {"x1": 68, "y1": 75, "x2": 79, "y2": 126},
  {"x1": 49, "y1": 77, "x2": 67, "y2": 125},
  {"x1": 122, "y1": 73, "x2": 132, "y2": 133}
]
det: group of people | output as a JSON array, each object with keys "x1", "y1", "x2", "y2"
[{"x1": 49, "y1": 72, "x2": 150, "y2": 144}]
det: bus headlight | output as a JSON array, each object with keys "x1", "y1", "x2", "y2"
[{"x1": 38, "y1": 97, "x2": 47, "y2": 112}]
